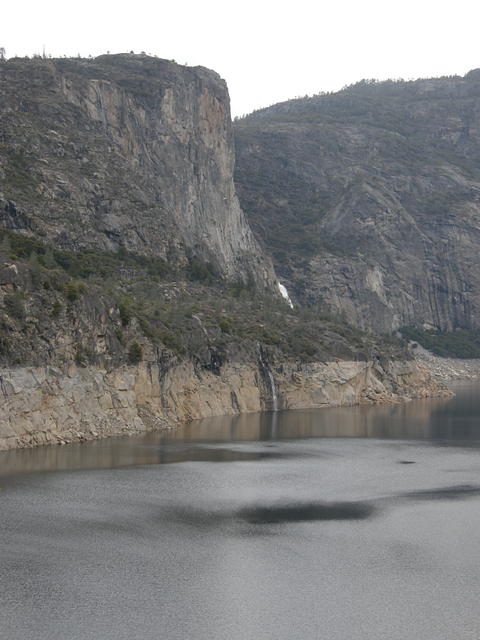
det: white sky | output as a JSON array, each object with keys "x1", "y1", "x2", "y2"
[{"x1": 4, "y1": 0, "x2": 480, "y2": 116}]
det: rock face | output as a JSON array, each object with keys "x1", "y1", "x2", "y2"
[
  {"x1": 0, "y1": 54, "x2": 274, "y2": 286},
  {"x1": 0, "y1": 56, "x2": 451, "y2": 451},
  {"x1": 0, "y1": 357, "x2": 446, "y2": 451},
  {"x1": 234, "y1": 72, "x2": 480, "y2": 330}
]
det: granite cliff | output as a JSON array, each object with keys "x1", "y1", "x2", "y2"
[
  {"x1": 0, "y1": 358, "x2": 442, "y2": 451},
  {"x1": 235, "y1": 71, "x2": 480, "y2": 332},
  {"x1": 0, "y1": 54, "x2": 273, "y2": 286}
]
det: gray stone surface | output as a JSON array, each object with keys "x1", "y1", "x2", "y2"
[
  {"x1": 235, "y1": 72, "x2": 480, "y2": 330},
  {"x1": 0, "y1": 358, "x2": 447, "y2": 451},
  {"x1": 0, "y1": 54, "x2": 275, "y2": 287}
]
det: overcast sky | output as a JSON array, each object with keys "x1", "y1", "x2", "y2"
[{"x1": 4, "y1": 0, "x2": 480, "y2": 116}]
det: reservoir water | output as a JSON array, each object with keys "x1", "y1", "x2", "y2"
[{"x1": 1, "y1": 382, "x2": 480, "y2": 639}]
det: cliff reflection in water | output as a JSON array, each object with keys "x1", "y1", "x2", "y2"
[
  {"x1": 1, "y1": 383, "x2": 479, "y2": 478},
  {"x1": 179, "y1": 396, "x2": 451, "y2": 442}
]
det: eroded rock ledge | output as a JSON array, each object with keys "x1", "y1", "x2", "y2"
[{"x1": 0, "y1": 358, "x2": 448, "y2": 451}]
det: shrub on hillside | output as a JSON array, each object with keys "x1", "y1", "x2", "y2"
[{"x1": 128, "y1": 341, "x2": 143, "y2": 364}]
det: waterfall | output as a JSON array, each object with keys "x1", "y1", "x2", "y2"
[
  {"x1": 192, "y1": 315, "x2": 210, "y2": 342},
  {"x1": 278, "y1": 282, "x2": 294, "y2": 309},
  {"x1": 266, "y1": 368, "x2": 278, "y2": 412},
  {"x1": 257, "y1": 343, "x2": 278, "y2": 412}
]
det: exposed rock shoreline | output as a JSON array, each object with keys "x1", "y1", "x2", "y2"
[
  {"x1": 413, "y1": 345, "x2": 480, "y2": 381},
  {"x1": 0, "y1": 358, "x2": 449, "y2": 451}
]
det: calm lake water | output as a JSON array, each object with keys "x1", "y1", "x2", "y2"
[{"x1": 1, "y1": 383, "x2": 480, "y2": 639}]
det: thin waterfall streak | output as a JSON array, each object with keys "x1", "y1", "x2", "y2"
[
  {"x1": 257, "y1": 343, "x2": 278, "y2": 412},
  {"x1": 267, "y1": 369, "x2": 278, "y2": 412}
]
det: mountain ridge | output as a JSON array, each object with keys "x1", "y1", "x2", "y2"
[{"x1": 234, "y1": 68, "x2": 480, "y2": 331}]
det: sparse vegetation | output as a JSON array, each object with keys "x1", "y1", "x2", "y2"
[
  {"x1": 51, "y1": 300, "x2": 63, "y2": 317},
  {"x1": 74, "y1": 345, "x2": 94, "y2": 367},
  {"x1": 118, "y1": 299, "x2": 133, "y2": 326},
  {"x1": 64, "y1": 280, "x2": 87, "y2": 302},
  {"x1": 401, "y1": 327, "x2": 480, "y2": 358},
  {"x1": 0, "y1": 334, "x2": 9, "y2": 356},
  {"x1": 186, "y1": 255, "x2": 219, "y2": 284},
  {"x1": 128, "y1": 341, "x2": 143, "y2": 364},
  {"x1": 4, "y1": 291, "x2": 25, "y2": 320},
  {"x1": 0, "y1": 225, "x2": 410, "y2": 368}
]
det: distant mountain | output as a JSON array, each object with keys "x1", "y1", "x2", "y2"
[{"x1": 234, "y1": 71, "x2": 480, "y2": 331}]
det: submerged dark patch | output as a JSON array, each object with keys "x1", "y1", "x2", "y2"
[
  {"x1": 238, "y1": 501, "x2": 376, "y2": 524},
  {"x1": 134, "y1": 445, "x2": 293, "y2": 465},
  {"x1": 403, "y1": 484, "x2": 480, "y2": 501},
  {"x1": 163, "y1": 500, "x2": 376, "y2": 528}
]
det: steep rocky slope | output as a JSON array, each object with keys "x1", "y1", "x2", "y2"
[
  {"x1": 0, "y1": 54, "x2": 273, "y2": 286},
  {"x1": 0, "y1": 56, "x2": 447, "y2": 449},
  {"x1": 0, "y1": 225, "x2": 442, "y2": 451},
  {"x1": 234, "y1": 70, "x2": 480, "y2": 331}
]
